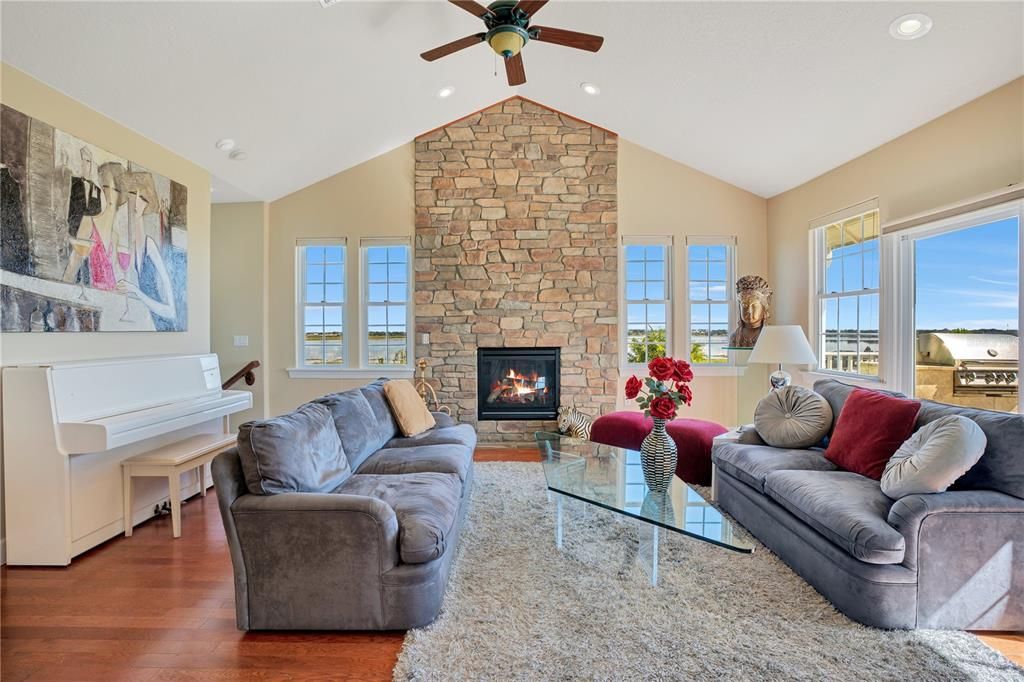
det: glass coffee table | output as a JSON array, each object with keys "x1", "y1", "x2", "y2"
[{"x1": 535, "y1": 432, "x2": 754, "y2": 585}]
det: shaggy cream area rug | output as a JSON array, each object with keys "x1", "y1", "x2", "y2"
[{"x1": 394, "y1": 462, "x2": 1023, "y2": 681}]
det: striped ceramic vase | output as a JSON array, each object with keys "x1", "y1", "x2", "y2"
[{"x1": 640, "y1": 418, "x2": 677, "y2": 494}]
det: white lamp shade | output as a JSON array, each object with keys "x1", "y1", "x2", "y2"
[{"x1": 747, "y1": 325, "x2": 818, "y2": 366}]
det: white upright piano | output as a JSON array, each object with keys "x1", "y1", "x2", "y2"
[{"x1": 2, "y1": 353, "x2": 252, "y2": 565}]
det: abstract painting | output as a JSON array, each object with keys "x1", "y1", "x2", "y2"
[{"x1": 1, "y1": 105, "x2": 187, "y2": 332}]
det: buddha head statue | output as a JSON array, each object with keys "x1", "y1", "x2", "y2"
[
  {"x1": 736, "y1": 275, "x2": 772, "y2": 329},
  {"x1": 728, "y1": 275, "x2": 773, "y2": 348}
]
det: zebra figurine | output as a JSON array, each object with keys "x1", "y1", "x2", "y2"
[{"x1": 557, "y1": 404, "x2": 592, "y2": 440}]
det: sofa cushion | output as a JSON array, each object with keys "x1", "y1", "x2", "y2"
[
  {"x1": 916, "y1": 400, "x2": 1024, "y2": 500},
  {"x1": 236, "y1": 402, "x2": 351, "y2": 495},
  {"x1": 753, "y1": 385, "x2": 833, "y2": 449},
  {"x1": 764, "y1": 470, "x2": 905, "y2": 564},
  {"x1": 382, "y1": 423, "x2": 478, "y2": 451},
  {"x1": 383, "y1": 379, "x2": 436, "y2": 437},
  {"x1": 356, "y1": 443, "x2": 473, "y2": 483},
  {"x1": 336, "y1": 472, "x2": 462, "y2": 564},
  {"x1": 360, "y1": 379, "x2": 400, "y2": 447},
  {"x1": 314, "y1": 389, "x2": 381, "y2": 471},
  {"x1": 813, "y1": 379, "x2": 906, "y2": 436},
  {"x1": 712, "y1": 442, "x2": 838, "y2": 492},
  {"x1": 881, "y1": 415, "x2": 987, "y2": 499},
  {"x1": 824, "y1": 389, "x2": 920, "y2": 480}
]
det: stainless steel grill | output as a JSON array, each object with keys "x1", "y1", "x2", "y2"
[{"x1": 917, "y1": 333, "x2": 1019, "y2": 397}]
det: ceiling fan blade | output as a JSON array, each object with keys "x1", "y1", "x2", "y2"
[
  {"x1": 530, "y1": 26, "x2": 604, "y2": 52},
  {"x1": 514, "y1": 0, "x2": 548, "y2": 17},
  {"x1": 449, "y1": 0, "x2": 494, "y2": 18},
  {"x1": 505, "y1": 53, "x2": 526, "y2": 86},
  {"x1": 421, "y1": 33, "x2": 486, "y2": 62}
]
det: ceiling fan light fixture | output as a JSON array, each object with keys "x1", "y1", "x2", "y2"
[
  {"x1": 580, "y1": 82, "x2": 600, "y2": 96},
  {"x1": 487, "y1": 25, "x2": 528, "y2": 58}
]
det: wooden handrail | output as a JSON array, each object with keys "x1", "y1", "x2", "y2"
[{"x1": 222, "y1": 361, "x2": 260, "y2": 390}]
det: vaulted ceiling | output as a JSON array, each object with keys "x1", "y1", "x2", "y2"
[{"x1": 2, "y1": 1, "x2": 1021, "y2": 203}]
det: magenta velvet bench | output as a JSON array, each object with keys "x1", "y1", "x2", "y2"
[{"x1": 590, "y1": 412, "x2": 727, "y2": 485}]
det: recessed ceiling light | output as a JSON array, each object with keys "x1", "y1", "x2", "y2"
[
  {"x1": 229, "y1": 149, "x2": 248, "y2": 161},
  {"x1": 889, "y1": 13, "x2": 932, "y2": 40},
  {"x1": 580, "y1": 82, "x2": 600, "y2": 96},
  {"x1": 437, "y1": 86, "x2": 455, "y2": 99},
  {"x1": 215, "y1": 138, "x2": 236, "y2": 152}
]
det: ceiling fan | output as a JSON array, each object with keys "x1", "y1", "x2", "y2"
[{"x1": 420, "y1": 0, "x2": 604, "y2": 86}]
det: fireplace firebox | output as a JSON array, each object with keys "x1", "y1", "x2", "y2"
[{"x1": 477, "y1": 347, "x2": 560, "y2": 421}]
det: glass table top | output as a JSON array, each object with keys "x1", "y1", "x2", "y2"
[{"x1": 534, "y1": 431, "x2": 754, "y2": 554}]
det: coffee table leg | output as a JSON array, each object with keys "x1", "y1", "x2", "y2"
[
  {"x1": 638, "y1": 524, "x2": 660, "y2": 586},
  {"x1": 555, "y1": 494, "x2": 564, "y2": 549}
]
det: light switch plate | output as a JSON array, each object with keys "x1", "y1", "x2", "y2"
[
  {"x1": 233, "y1": 335, "x2": 249, "y2": 347},
  {"x1": 421, "y1": 333, "x2": 429, "y2": 344}
]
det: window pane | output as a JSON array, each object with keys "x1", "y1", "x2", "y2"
[
  {"x1": 625, "y1": 245, "x2": 645, "y2": 261},
  {"x1": 388, "y1": 263, "x2": 406, "y2": 282},
  {"x1": 626, "y1": 282, "x2": 645, "y2": 301},
  {"x1": 646, "y1": 259, "x2": 665, "y2": 281},
  {"x1": 304, "y1": 345, "x2": 324, "y2": 364},
  {"x1": 324, "y1": 284, "x2": 343, "y2": 302},
  {"x1": 689, "y1": 281, "x2": 708, "y2": 301},
  {"x1": 707, "y1": 246, "x2": 727, "y2": 261},
  {"x1": 689, "y1": 261, "x2": 708, "y2": 282},
  {"x1": 388, "y1": 283, "x2": 407, "y2": 302},
  {"x1": 708, "y1": 282, "x2": 728, "y2": 301},
  {"x1": 324, "y1": 265, "x2": 343, "y2": 284},
  {"x1": 306, "y1": 247, "x2": 325, "y2": 264},
  {"x1": 691, "y1": 304, "x2": 709, "y2": 325},
  {"x1": 645, "y1": 281, "x2": 665, "y2": 300},
  {"x1": 324, "y1": 246, "x2": 343, "y2": 263},
  {"x1": 304, "y1": 306, "x2": 324, "y2": 326},
  {"x1": 368, "y1": 263, "x2": 388, "y2": 282},
  {"x1": 863, "y1": 241, "x2": 880, "y2": 290},
  {"x1": 368, "y1": 247, "x2": 388, "y2": 264},
  {"x1": 825, "y1": 255, "x2": 842, "y2": 294},
  {"x1": 323, "y1": 307, "x2": 342, "y2": 326},
  {"x1": 627, "y1": 304, "x2": 646, "y2": 324},
  {"x1": 646, "y1": 303, "x2": 666, "y2": 325},
  {"x1": 710, "y1": 304, "x2": 729, "y2": 325},
  {"x1": 388, "y1": 246, "x2": 407, "y2": 263},
  {"x1": 645, "y1": 245, "x2": 664, "y2": 261},
  {"x1": 626, "y1": 262, "x2": 644, "y2": 281},
  {"x1": 688, "y1": 245, "x2": 707, "y2": 261},
  {"x1": 306, "y1": 264, "x2": 324, "y2": 283},
  {"x1": 323, "y1": 345, "x2": 343, "y2": 365},
  {"x1": 387, "y1": 304, "x2": 407, "y2": 325},
  {"x1": 368, "y1": 283, "x2": 388, "y2": 302},
  {"x1": 838, "y1": 297, "x2": 858, "y2": 373},
  {"x1": 708, "y1": 262, "x2": 727, "y2": 282},
  {"x1": 306, "y1": 284, "x2": 323, "y2": 303}
]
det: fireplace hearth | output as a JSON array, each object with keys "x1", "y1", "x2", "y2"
[{"x1": 477, "y1": 347, "x2": 560, "y2": 421}]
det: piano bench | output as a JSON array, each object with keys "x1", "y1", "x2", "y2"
[{"x1": 121, "y1": 433, "x2": 236, "y2": 538}]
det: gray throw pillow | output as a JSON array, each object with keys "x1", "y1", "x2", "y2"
[
  {"x1": 237, "y1": 402, "x2": 351, "y2": 495},
  {"x1": 754, "y1": 386, "x2": 833, "y2": 449},
  {"x1": 881, "y1": 414, "x2": 987, "y2": 499}
]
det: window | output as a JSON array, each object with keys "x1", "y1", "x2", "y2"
[
  {"x1": 298, "y1": 241, "x2": 345, "y2": 367},
  {"x1": 624, "y1": 241, "x2": 670, "y2": 364},
  {"x1": 363, "y1": 241, "x2": 410, "y2": 367},
  {"x1": 687, "y1": 243, "x2": 733, "y2": 364},
  {"x1": 814, "y1": 209, "x2": 880, "y2": 376}
]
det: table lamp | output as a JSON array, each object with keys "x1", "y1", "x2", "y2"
[{"x1": 747, "y1": 325, "x2": 818, "y2": 390}]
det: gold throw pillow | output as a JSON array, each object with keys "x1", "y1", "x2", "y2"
[{"x1": 383, "y1": 379, "x2": 437, "y2": 437}]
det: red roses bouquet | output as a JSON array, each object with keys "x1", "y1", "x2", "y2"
[{"x1": 624, "y1": 356, "x2": 694, "y2": 421}]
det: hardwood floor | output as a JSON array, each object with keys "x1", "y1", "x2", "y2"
[{"x1": 2, "y1": 447, "x2": 1020, "y2": 680}]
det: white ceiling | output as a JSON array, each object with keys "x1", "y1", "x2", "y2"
[{"x1": 2, "y1": 1, "x2": 1021, "y2": 202}]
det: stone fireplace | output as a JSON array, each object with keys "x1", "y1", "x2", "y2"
[
  {"x1": 414, "y1": 96, "x2": 619, "y2": 442},
  {"x1": 477, "y1": 347, "x2": 560, "y2": 421}
]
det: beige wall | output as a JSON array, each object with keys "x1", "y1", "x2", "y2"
[
  {"x1": 767, "y1": 77, "x2": 1024, "y2": 331},
  {"x1": 618, "y1": 139, "x2": 769, "y2": 425},
  {"x1": 211, "y1": 202, "x2": 269, "y2": 428},
  {"x1": 266, "y1": 143, "x2": 415, "y2": 415},
  {"x1": 0, "y1": 63, "x2": 212, "y2": 562}
]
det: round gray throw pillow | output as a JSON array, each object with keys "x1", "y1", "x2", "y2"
[
  {"x1": 753, "y1": 386, "x2": 833, "y2": 449},
  {"x1": 881, "y1": 415, "x2": 987, "y2": 499}
]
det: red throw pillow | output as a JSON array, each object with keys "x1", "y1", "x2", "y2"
[{"x1": 825, "y1": 389, "x2": 921, "y2": 480}]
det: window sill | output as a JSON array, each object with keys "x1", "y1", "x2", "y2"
[
  {"x1": 621, "y1": 364, "x2": 746, "y2": 377},
  {"x1": 803, "y1": 370, "x2": 885, "y2": 386},
  {"x1": 287, "y1": 367, "x2": 415, "y2": 380}
]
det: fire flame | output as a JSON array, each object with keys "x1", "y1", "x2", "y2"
[{"x1": 492, "y1": 368, "x2": 546, "y2": 399}]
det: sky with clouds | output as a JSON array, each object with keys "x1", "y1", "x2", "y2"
[{"x1": 916, "y1": 216, "x2": 1019, "y2": 332}]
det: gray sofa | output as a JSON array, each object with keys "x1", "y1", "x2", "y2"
[
  {"x1": 712, "y1": 378, "x2": 1024, "y2": 630},
  {"x1": 212, "y1": 380, "x2": 477, "y2": 631}
]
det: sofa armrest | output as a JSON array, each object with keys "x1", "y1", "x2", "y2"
[
  {"x1": 431, "y1": 411, "x2": 456, "y2": 428},
  {"x1": 229, "y1": 492, "x2": 401, "y2": 629},
  {"x1": 888, "y1": 490, "x2": 1024, "y2": 571}
]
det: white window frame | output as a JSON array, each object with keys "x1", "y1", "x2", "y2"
[
  {"x1": 620, "y1": 236, "x2": 673, "y2": 369},
  {"x1": 810, "y1": 203, "x2": 883, "y2": 381},
  {"x1": 293, "y1": 238, "x2": 347, "y2": 371},
  {"x1": 360, "y1": 238, "x2": 413, "y2": 370},
  {"x1": 892, "y1": 199, "x2": 1023, "y2": 410},
  {"x1": 685, "y1": 236, "x2": 737, "y2": 366}
]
